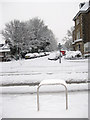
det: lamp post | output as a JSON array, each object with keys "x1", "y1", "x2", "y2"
[{"x1": 58, "y1": 43, "x2": 61, "y2": 63}]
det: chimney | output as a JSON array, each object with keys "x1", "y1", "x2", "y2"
[{"x1": 79, "y1": 2, "x2": 85, "y2": 9}]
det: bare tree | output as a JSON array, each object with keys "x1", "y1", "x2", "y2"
[{"x1": 62, "y1": 27, "x2": 74, "y2": 50}]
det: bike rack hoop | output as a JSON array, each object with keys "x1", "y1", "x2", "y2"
[{"x1": 37, "y1": 79, "x2": 68, "y2": 111}]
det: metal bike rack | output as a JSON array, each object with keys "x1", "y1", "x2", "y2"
[{"x1": 37, "y1": 80, "x2": 68, "y2": 111}]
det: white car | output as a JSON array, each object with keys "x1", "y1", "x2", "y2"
[
  {"x1": 44, "y1": 52, "x2": 50, "y2": 56},
  {"x1": 39, "y1": 52, "x2": 46, "y2": 57},
  {"x1": 48, "y1": 51, "x2": 60, "y2": 60},
  {"x1": 33, "y1": 53, "x2": 40, "y2": 58},
  {"x1": 25, "y1": 53, "x2": 35, "y2": 59},
  {"x1": 65, "y1": 51, "x2": 82, "y2": 59}
]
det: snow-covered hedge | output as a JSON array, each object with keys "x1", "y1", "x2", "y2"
[{"x1": 65, "y1": 51, "x2": 82, "y2": 59}]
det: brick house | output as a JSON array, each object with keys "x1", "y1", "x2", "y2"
[{"x1": 72, "y1": 1, "x2": 90, "y2": 57}]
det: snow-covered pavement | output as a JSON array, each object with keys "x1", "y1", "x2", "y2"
[{"x1": 0, "y1": 91, "x2": 88, "y2": 118}]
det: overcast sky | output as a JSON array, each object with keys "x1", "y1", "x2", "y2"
[{"x1": 0, "y1": 0, "x2": 88, "y2": 44}]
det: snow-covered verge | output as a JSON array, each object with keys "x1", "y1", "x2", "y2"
[
  {"x1": 0, "y1": 56, "x2": 88, "y2": 86},
  {"x1": 0, "y1": 83, "x2": 89, "y2": 94}
]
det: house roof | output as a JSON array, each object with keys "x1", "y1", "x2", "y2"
[
  {"x1": 80, "y1": 2, "x2": 89, "y2": 11},
  {"x1": 73, "y1": 1, "x2": 90, "y2": 21},
  {"x1": 0, "y1": 44, "x2": 10, "y2": 53}
]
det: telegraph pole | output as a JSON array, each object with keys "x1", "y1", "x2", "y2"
[{"x1": 58, "y1": 43, "x2": 61, "y2": 63}]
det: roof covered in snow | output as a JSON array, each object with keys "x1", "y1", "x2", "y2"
[
  {"x1": 0, "y1": 49, "x2": 10, "y2": 52},
  {"x1": 73, "y1": 1, "x2": 90, "y2": 20},
  {"x1": 0, "y1": 44, "x2": 10, "y2": 52},
  {"x1": 80, "y1": 2, "x2": 89, "y2": 11}
]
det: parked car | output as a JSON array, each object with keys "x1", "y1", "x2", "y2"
[
  {"x1": 48, "y1": 51, "x2": 60, "y2": 60},
  {"x1": 25, "y1": 53, "x2": 35, "y2": 59},
  {"x1": 44, "y1": 52, "x2": 50, "y2": 56},
  {"x1": 39, "y1": 52, "x2": 46, "y2": 57},
  {"x1": 65, "y1": 51, "x2": 82, "y2": 59},
  {"x1": 33, "y1": 53, "x2": 40, "y2": 58}
]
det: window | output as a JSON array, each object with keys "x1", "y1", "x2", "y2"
[
  {"x1": 76, "y1": 30, "x2": 80, "y2": 39},
  {"x1": 81, "y1": 16, "x2": 82, "y2": 26},
  {"x1": 84, "y1": 42, "x2": 90, "y2": 52},
  {"x1": 76, "y1": 18, "x2": 79, "y2": 25},
  {"x1": 78, "y1": 44, "x2": 81, "y2": 50},
  {"x1": 73, "y1": 47, "x2": 75, "y2": 51},
  {"x1": 85, "y1": 47, "x2": 90, "y2": 52}
]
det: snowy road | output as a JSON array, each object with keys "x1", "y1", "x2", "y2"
[{"x1": 0, "y1": 91, "x2": 88, "y2": 118}]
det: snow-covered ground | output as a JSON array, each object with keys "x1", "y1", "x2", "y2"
[
  {"x1": 0, "y1": 91, "x2": 88, "y2": 118},
  {"x1": 0, "y1": 56, "x2": 88, "y2": 86},
  {"x1": 0, "y1": 56, "x2": 89, "y2": 118}
]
